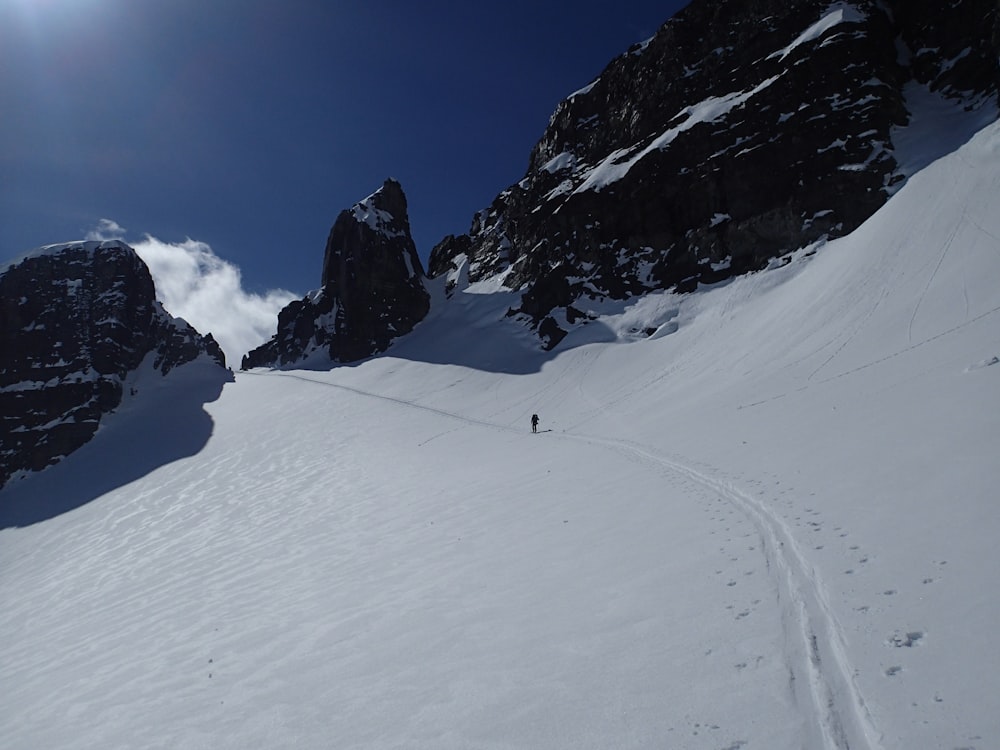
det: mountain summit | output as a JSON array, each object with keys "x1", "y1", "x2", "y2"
[{"x1": 243, "y1": 179, "x2": 430, "y2": 368}]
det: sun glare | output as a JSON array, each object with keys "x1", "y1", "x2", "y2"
[{"x1": 3, "y1": 0, "x2": 107, "y2": 38}]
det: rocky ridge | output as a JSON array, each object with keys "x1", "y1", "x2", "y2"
[
  {"x1": 0, "y1": 241, "x2": 228, "y2": 487},
  {"x1": 243, "y1": 178, "x2": 430, "y2": 368},
  {"x1": 428, "y1": 0, "x2": 999, "y2": 349}
]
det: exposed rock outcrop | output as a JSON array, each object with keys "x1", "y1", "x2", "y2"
[
  {"x1": 0, "y1": 241, "x2": 227, "y2": 487},
  {"x1": 243, "y1": 179, "x2": 430, "y2": 368},
  {"x1": 429, "y1": 0, "x2": 999, "y2": 349}
]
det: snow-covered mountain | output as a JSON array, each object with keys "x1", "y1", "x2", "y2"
[
  {"x1": 430, "y1": 0, "x2": 999, "y2": 348},
  {"x1": 1, "y1": 98, "x2": 999, "y2": 750},
  {"x1": 0, "y1": 241, "x2": 229, "y2": 488},
  {"x1": 1, "y1": 1, "x2": 999, "y2": 747},
  {"x1": 247, "y1": 0, "x2": 998, "y2": 367}
]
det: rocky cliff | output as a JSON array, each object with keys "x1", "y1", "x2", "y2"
[
  {"x1": 428, "y1": 0, "x2": 999, "y2": 349},
  {"x1": 0, "y1": 241, "x2": 228, "y2": 487},
  {"x1": 243, "y1": 178, "x2": 430, "y2": 368}
]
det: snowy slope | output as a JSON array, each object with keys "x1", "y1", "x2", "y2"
[{"x1": 2, "y1": 117, "x2": 999, "y2": 749}]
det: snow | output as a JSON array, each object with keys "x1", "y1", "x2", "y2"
[
  {"x1": 768, "y1": 3, "x2": 866, "y2": 62},
  {"x1": 351, "y1": 200, "x2": 403, "y2": 239},
  {"x1": 2, "y1": 115, "x2": 1000, "y2": 750},
  {"x1": 567, "y1": 79, "x2": 598, "y2": 100},
  {"x1": 892, "y1": 81, "x2": 998, "y2": 180},
  {"x1": 544, "y1": 179, "x2": 575, "y2": 202},
  {"x1": 940, "y1": 47, "x2": 971, "y2": 73},
  {"x1": 541, "y1": 150, "x2": 577, "y2": 174},
  {"x1": 401, "y1": 247, "x2": 416, "y2": 280},
  {"x1": 630, "y1": 36, "x2": 654, "y2": 56},
  {"x1": 574, "y1": 75, "x2": 782, "y2": 193},
  {"x1": 0, "y1": 239, "x2": 130, "y2": 276},
  {"x1": 349, "y1": 185, "x2": 405, "y2": 240}
]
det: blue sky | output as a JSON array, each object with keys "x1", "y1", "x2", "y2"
[{"x1": 1, "y1": 1, "x2": 688, "y2": 298}]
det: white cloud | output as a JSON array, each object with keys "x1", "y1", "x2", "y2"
[
  {"x1": 85, "y1": 218, "x2": 128, "y2": 241},
  {"x1": 85, "y1": 220, "x2": 297, "y2": 367}
]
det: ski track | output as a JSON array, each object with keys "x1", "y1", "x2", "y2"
[
  {"x1": 906, "y1": 208, "x2": 962, "y2": 345},
  {"x1": 566, "y1": 435, "x2": 885, "y2": 750},
  {"x1": 246, "y1": 370, "x2": 523, "y2": 436},
  {"x1": 249, "y1": 368, "x2": 883, "y2": 750}
]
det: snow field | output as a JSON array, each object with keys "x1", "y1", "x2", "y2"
[
  {"x1": 2, "y1": 112, "x2": 1000, "y2": 749},
  {"x1": 3, "y1": 368, "x2": 800, "y2": 749}
]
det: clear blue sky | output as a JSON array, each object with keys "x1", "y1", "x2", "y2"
[{"x1": 1, "y1": 0, "x2": 689, "y2": 296}]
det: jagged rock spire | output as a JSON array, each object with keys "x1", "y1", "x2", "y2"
[{"x1": 242, "y1": 179, "x2": 430, "y2": 368}]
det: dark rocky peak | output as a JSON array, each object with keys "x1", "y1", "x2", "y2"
[
  {"x1": 243, "y1": 179, "x2": 430, "y2": 368},
  {"x1": 895, "y1": 0, "x2": 1000, "y2": 103},
  {"x1": 429, "y1": 0, "x2": 998, "y2": 349},
  {"x1": 0, "y1": 240, "x2": 228, "y2": 488},
  {"x1": 321, "y1": 177, "x2": 416, "y2": 286}
]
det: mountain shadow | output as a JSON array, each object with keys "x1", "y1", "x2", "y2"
[{"x1": 0, "y1": 361, "x2": 230, "y2": 529}]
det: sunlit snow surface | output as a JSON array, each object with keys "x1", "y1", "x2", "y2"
[{"x1": 3, "y1": 116, "x2": 1000, "y2": 748}]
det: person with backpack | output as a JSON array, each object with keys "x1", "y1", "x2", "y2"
[{"x1": 531, "y1": 413, "x2": 539, "y2": 433}]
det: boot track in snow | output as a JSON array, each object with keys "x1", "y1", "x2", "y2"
[{"x1": 246, "y1": 369, "x2": 883, "y2": 749}]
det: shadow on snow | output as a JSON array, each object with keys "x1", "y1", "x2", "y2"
[
  {"x1": 0, "y1": 361, "x2": 231, "y2": 529},
  {"x1": 266, "y1": 278, "x2": 680, "y2": 376}
]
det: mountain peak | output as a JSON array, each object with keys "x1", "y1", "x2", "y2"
[
  {"x1": 336, "y1": 178, "x2": 412, "y2": 256},
  {"x1": 244, "y1": 179, "x2": 430, "y2": 368},
  {"x1": 0, "y1": 241, "x2": 228, "y2": 487}
]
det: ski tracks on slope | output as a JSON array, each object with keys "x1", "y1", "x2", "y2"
[
  {"x1": 557, "y1": 432, "x2": 884, "y2": 750},
  {"x1": 244, "y1": 370, "x2": 526, "y2": 440},
  {"x1": 246, "y1": 369, "x2": 883, "y2": 750}
]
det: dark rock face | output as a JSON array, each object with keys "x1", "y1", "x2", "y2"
[
  {"x1": 897, "y1": 0, "x2": 1000, "y2": 99},
  {"x1": 429, "y1": 0, "x2": 999, "y2": 349},
  {"x1": 0, "y1": 241, "x2": 227, "y2": 487},
  {"x1": 243, "y1": 179, "x2": 430, "y2": 368}
]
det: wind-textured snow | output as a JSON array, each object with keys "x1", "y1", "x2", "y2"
[{"x1": 2, "y1": 117, "x2": 1000, "y2": 749}]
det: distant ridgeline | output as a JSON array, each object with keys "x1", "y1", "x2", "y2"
[
  {"x1": 0, "y1": 242, "x2": 228, "y2": 488},
  {"x1": 244, "y1": 0, "x2": 998, "y2": 366}
]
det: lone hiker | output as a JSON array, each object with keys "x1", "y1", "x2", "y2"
[{"x1": 531, "y1": 413, "x2": 539, "y2": 433}]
